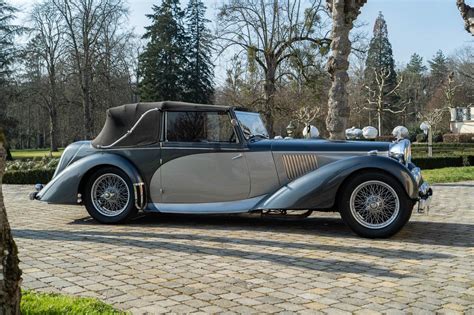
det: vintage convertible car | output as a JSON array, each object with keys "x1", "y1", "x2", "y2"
[{"x1": 31, "y1": 101, "x2": 432, "y2": 238}]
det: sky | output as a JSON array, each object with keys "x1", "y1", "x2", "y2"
[{"x1": 9, "y1": 0, "x2": 474, "y2": 83}]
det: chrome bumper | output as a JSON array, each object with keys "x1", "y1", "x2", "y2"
[
  {"x1": 29, "y1": 184, "x2": 44, "y2": 201},
  {"x1": 417, "y1": 181, "x2": 433, "y2": 213}
]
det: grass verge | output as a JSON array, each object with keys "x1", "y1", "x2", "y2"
[
  {"x1": 422, "y1": 166, "x2": 474, "y2": 183},
  {"x1": 11, "y1": 149, "x2": 63, "y2": 159},
  {"x1": 21, "y1": 290, "x2": 125, "y2": 315}
]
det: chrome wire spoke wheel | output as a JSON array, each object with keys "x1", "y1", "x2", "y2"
[
  {"x1": 91, "y1": 173, "x2": 130, "y2": 217},
  {"x1": 349, "y1": 180, "x2": 400, "y2": 229}
]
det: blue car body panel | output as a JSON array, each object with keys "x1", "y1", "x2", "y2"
[
  {"x1": 37, "y1": 153, "x2": 143, "y2": 204},
  {"x1": 255, "y1": 155, "x2": 418, "y2": 211}
]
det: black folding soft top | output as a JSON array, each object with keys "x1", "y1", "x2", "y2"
[{"x1": 92, "y1": 101, "x2": 231, "y2": 148}]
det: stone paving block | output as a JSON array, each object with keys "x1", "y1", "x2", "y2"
[{"x1": 3, "y1": 183, "x2": 474, "y2": 314}]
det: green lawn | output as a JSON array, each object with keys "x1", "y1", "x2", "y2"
[
  {"x1": 11, "y1": 149, "x2": 63, "y2": 159},
  {"x1": 422, "y1": 166, "x2": 474, "y2": 183},
  {"x1": 21, "y1": 291, "x2": 125, "y2": 315}
]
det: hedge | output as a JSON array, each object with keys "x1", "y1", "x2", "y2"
[
  {"x1": 3, "y1": 169, "x2": 55, "y2": 185},
  {"x1": 443, "y1": 133, "x2": 474, "y2": 143},
  {"x1": 412, "y1": 156, "x2": 469, "y2": 170}
]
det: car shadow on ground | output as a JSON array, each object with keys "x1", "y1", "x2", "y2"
[
  {"x1": 71, "y1": 212, "x2": 474, "y2": 248},
  {"x1": 13, "y1": 213, "x2": 469, "y2": 279},
  {"x1": 14, "y1": 225, "x2": 447, "y2": 279}
]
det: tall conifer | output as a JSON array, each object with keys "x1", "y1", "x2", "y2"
[
  {"x1": 184, "y1": 0, "x2": 214, "y2": 103},
  {"x1": 364, "y1": 12, "x2": 397, "y2": 93},
  {"x1": 429, "y1": 50, "x2": 449, "y2": 86},
  {"x1": 139, "y1": 0, "x2": 189, "y2": 101}
]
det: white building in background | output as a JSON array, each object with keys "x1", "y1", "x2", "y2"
[{"x1": 450, "y1": 107, "x2": 474, "y2": 134}]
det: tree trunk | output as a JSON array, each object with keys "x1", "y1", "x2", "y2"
[
  {"x1": 264, "y1": 64, "x2": 277, "y2": 136},
  {"x1": 377, "y1": 109, "x2": 382, "y2": 136},
  {"x1": 82, "y1": 69, "x2": 93, "y2": 140},
  {"x1": 326, "y1": 0, "x2": 366, "y2": 140},
  {"x1": 0, "y1": 143, "x2": 22, "y2": 314},
  {"x1": 49, "y1": 69, "x2": 59, "y2": 153},
  {"x1": 49, "y1": 108, "x2": 58, "y2": 152},
  {"x1": 457, "y1": 0, "x2": 474, "y2": 35}
]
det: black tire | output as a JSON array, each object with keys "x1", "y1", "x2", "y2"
[
  {"x1": 339, "y1": 171, "x2": 415, "y2": 238},
  {"x1": 84, "y1": 167, "x2": 138, "y2": 224}
]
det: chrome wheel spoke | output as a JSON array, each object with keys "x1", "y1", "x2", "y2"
[
  {"x1": 91, "y1": 173, "x2": 130, "y2": 217},
  {"x1": 349, "y1": 180, "x2": 400, "y2": 229}
]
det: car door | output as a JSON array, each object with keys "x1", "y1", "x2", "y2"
[{"x1": 154, "y1": 110, "x2": 250, "y2": 205}]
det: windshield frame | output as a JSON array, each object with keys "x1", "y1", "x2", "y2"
[{"x1": 234, "y1": 110, "x2": 269, "y2": 141}]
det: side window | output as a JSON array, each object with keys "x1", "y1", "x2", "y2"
[{"x1": 166, "y1": 111, "x2": 237, "y2": 143}]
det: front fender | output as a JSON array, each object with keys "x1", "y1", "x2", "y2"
[
  {"x1": 36, "y1": 153, "x2": 143, "y2": 204},
  {"x1": 256, "y1": 155, "x2": 417, "y2": 210}
]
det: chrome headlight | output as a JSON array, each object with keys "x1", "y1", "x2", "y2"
[{"x1": 389, "y1": 139, "x2": 412, "y2": 166}]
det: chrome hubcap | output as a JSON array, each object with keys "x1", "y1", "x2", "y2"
[
  {"x1": 91, "y1": 173, "x2": 130, "y2": 217},
  {"x1": 349, "y1": 180, "x2": 400, "y2": 229}
]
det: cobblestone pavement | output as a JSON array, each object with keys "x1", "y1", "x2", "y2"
[{"x1": 3, "y1": 183, "x2": 474, "y2": 314}]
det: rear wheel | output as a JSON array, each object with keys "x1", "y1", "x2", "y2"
[
  {"x1": 339, "y1": 172, "x2": 414, "y2": 238},
  {"x1": 84, "y1": 167, "x2": 137, "y2": 223}
]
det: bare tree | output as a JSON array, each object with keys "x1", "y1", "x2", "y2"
[
  {"x1": 326, "y1": 0, "x2": 367, "y2": 139},
  {"x1": 364, "y1": 69, "x2": 404, "y2": 135},
  {"x1": 294, "y1": 105, "x2": 321, "y2": 126},
  {"x1": 52, "y1": 0, "x2": 127, "y2": 139},
  {"x1": 29, "y1": 0, "x2": 66, "y2": 152},
  {"x1": 445, "y1": 72, "x2": 463, "y2": 109},
  {"x1": 217, "y1": 0, "x2": 330, "y2": 134},
  {"x1": 457, "y1": 0, "x2": 474, "y2": 35},
  {"x1": 0, "y1": 139, "x2": 22, "y2": 314}
]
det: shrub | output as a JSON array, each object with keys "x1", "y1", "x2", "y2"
[
  {"x1": 407, "y1": 126, "x2": 422, "y2": 142},
  {"x1": 412, "y1": 156, "x2": 465, "y2": 170},
  {"x1": 416, "y1": 133, "x2": 427, "y2": 143},
  {"x1": 433, "y1": 132, "x2": 444, "y2": 143},
  {"x1": 376, "y1": 136, "x2": 395, "y2": 142},
  {"x1": 469, "y1": 155, "x2": 474, "y2": 166},
  {"x1": 3, "y1": 169, "x2": 55, "y2": 184},
  {"x1": 443, "y1": 133, "x2": 474, "y2": 143}
]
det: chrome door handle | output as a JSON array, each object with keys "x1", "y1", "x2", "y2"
[{"x1": 232, "y1": 153, "x2": 243, "y2": 160}]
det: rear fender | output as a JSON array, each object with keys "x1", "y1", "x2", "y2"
[
  {"x1": 36, "y1": 153, "x2": 144, "y2": 205},
  {"x1": 256, "y1": 155, "x2": 417, "y2": 210}
]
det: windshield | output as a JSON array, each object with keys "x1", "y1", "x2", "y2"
[{"x1": 235, "y1": 111, "x2": 269, "y2": 140}]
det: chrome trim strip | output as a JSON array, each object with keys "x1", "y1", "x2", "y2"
[
  {"x1": 146, "y1": 195, "x2": 266, "y2": 214},
  {"x1": 277, "y1": 150, "x2": 389, "y2": 155},
  {"x1": 133, "y1": 182, "x2": 145, "y2": 210},
  {"x1": 161, "y1": 146, "x2": 248, "y2": 151}
]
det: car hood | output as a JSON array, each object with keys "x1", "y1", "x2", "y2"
[{"x1": 248, "y1": 139, "x2": 391, "y2": 153}]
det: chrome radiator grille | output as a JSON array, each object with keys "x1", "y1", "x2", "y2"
[{"x1": 282, "y1": 154, "x2": 318, "y2": 180}]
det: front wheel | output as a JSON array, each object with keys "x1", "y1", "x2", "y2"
[
  {"x1": 84, "y1": 167, "x2": 137, "y2": 223},
  {"x1": 339, "y1": 172, "x2": 414, "y2": 238}
]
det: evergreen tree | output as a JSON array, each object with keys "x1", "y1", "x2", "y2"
[
  {"x1": 364, "y1": 12, "x2": 397, "y2": 92},
  {"x1": 184, "y1": 0, "x2": 214, "y2": 103},
  {"x1": 139, "y1": 0, "x2": 189, "y2": 101},
  {"x1": 0, "y1": 0, "x2": 22, "y2": 160},
  {"x1": 406, "y1": 53, "x2": 427, "y2": 74},
  {"x1": 429, "y1": 50, "x2": 449, "y2": 86},
  {"x1": 400, "y1": 53, "x2": 428, "y2": 125},
  {"x1": 364, "y1": 12, "x2": 400, "y2": 134}
]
